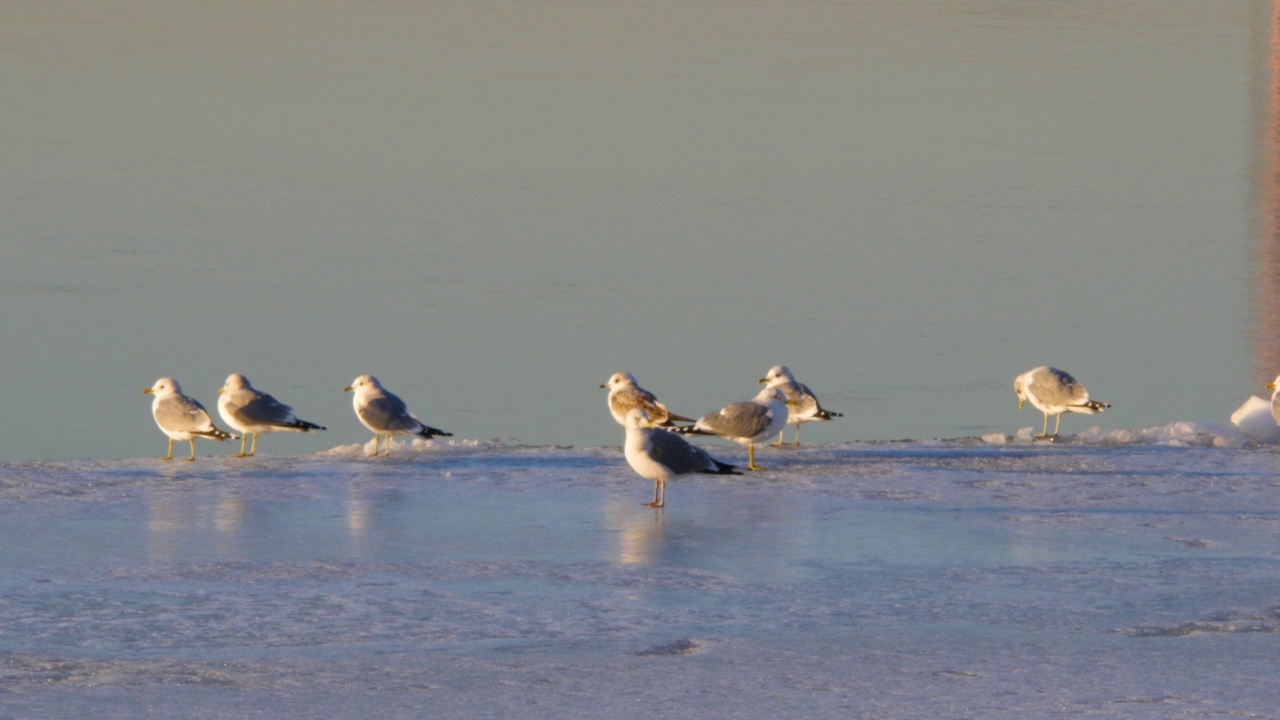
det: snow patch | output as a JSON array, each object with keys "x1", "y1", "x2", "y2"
[
  {"x1": 1230, "y1": 395, "x2": 1280, "y2": 444},
  {"x1": 983, "y1": 422, "x2": 1252, "y2": 448}
]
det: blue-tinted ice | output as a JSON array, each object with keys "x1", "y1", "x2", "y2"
[{"x1": 2, "y1": 428, "x2": 1279, "y2": 717}]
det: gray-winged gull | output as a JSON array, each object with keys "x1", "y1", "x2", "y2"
[
  {"x1": 759, "y1": 365, "x2": 843, "y2": 446},
  {"x1": 343, "y1": 374, "x2": 452, "y2": 456},
  {"x1": 1013, "y1": 366, "x2": 1111, "y2": 439},
  {"x1": 143, "y1": 377, "x2": 234, "y2": 461},
  {"x1": 676, "y1": 386, "x2": 790, "y2": 471},
  {"x1": 624, "y1": 408, "x2": 740, "y2": 508},
  {"x1": 217, "y1": 373, "x2": 326, "y2": 457}
]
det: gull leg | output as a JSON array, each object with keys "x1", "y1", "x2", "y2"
[
  {"x1": 162, "y1": 438, "x2": 174, "y2": 461},
  {"x1": 382, "y1": 435, "x2": 392, "y2": 457},
  {"x1": 1052, "y1": 414, "x2": 1062, "y2": 438},
  {"x1": 645, "y1": 480, "x2": 665, "y2": 508},
  {"x1": 186, "y1": 438, "x2": 197, "y2": 461},
  {"x1": 748, "y1": 443, "x2": 765, "y2": 471},
  {"x1": 248, "y1": 433, "x2": 258, "y2": 457},
  {"x1": 772, "y1": 429, "x2": 786, "y2": 447},
  {"x1": 792, "y1": 424, "x2": 802, "y2": 447},
  {"x1": 235, "y1": 434, "x2": 248, "y2": 458}
]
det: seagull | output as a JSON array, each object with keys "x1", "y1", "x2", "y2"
[
  {"x1": 624, "y1": 408, "x2": 740, "y2": 508},
  {"x1": 217, "y1": 373, "x2": 326, "y2": 457},
  {"x1": 1013, "y1": 366, "x2": 1111, "y2": 439},
  {"x1": 343, "y1": 374, "x2": 452, "y2": 456},
  {"x1": 143, "y1": 377, "x2": 234, "y2": 461},
  {"x1": 1262, "y1": 375, "x2": 1280, "y2": 426},
  {"x1": 601, "y1": 371, "x2": 693, "y2": 428},
  {"x1": 675, "y1": 386, "x2": 790, "y2": 471},
  {"x1": 759, "y1": 365, "x2": 843, "y2": 446}
]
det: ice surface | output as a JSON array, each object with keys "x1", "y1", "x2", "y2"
[{"x1": 2, "y1": 431, "x2": 1280, "y2": 718}]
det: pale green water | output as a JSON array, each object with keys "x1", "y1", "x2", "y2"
[{"x1": 0, "y1": 1, "x2": 1261, "y2": 461}]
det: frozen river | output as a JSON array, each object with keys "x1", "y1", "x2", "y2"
[{"x1": 3, "y1": 430, "x2": 1278, "y2": 718}]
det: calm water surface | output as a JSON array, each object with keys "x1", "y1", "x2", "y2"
[{"x1": 0, "y1": 1, "x2": 1263, "y2": 462}]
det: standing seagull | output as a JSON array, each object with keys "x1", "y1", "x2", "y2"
[
  {"x1": 343, "y1": 374, "x2": 452, "y2": 456},
  {"x1": 601, "y1": 371, "x2": 693, "y2": 428},
  {"x1": 759, "y1": 365, "x2": 843, "y2": 446},
  {"x1": 1013, "y1": 366, "x2": 1111, "y2": 439},
  {"x1": 624, "y1": 408, "x2": 740, "y2": 508},
  {"x1": 217, "y1": 373, "x2": 326, "y2": 457},
  {"x1": 675, "y1": 386, "x2": 790, "y2": 471},
  {"x1": 143, "y1": 377, "x2": 234, "y2": 461}
]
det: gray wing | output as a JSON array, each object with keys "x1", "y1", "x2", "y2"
[
  {"x1": 1030, "y1": 368, "x2": 1090, "y2": 405},
  {"x1": 230, "y1": 392, "x2": 296, "y2": 427},
  {"x1": 359, "y1": 393, "x2": 421, "y2": 433},
  {"x1": 778, "y1": 380, "x2": 819, "y2": 420},
  {"x1": 155, "y1": 394, "x2": 215, "y2": 433},
  {"x1": 697, "y1": 401, "x2": 775, "y2": 439},
  {"x1": 645, "y1": 428, "x2": 718, "y2": 475},
  {"x1": 795, "y1": 381, "x2": 842, "y2": 419}
]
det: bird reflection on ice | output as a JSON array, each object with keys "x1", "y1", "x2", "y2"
[
  {"x1": 606, "y1": 499, "x2": 667, "y2": 566},
  {"x1": 215, "y1": 493, "x2": 245, "y2": 533},
  {"x1": 345, "y1": 485, "x2": 372, "y2": 556},
  {"x1": 146, "y1": 489, "x2": 182, "y2": 562},
  {"x1": 147, "y1": 485, "x2": 246, "y2": 561}
]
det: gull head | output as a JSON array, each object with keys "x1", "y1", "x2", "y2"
[
  {"x1": 144, "y1": 377, "x2": 181, "y2": 397},
  {"x1": 344, "y1": 374, "x2": 381, "y2": 393},
  {"x1": 1013, "y1": 375, "x2": 1027, "y2": 409},
  {"x1": 601, "y1": 371, "x2": 638, "y2": 391},
  {"x1": 755, "y1": 386, "x2": 788, "y2": 405},
  {"x1": 759, "y1": 365, "x2": 795, "y2": 386},
  {"x1": 220, "y1": 373, "x2": 251, "y2": 394}
]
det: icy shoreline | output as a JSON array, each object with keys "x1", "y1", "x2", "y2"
[{"x1": 2, "y1": 432, "x2": 1279, "y2": 718}]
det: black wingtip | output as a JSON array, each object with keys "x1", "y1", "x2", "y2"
[
  {"x1": 713, "y1": 459, "x2": 742, "y2": 475},
  {"x1": 671, "y1": 425, "x2": 709, "y2": 436},
  {"x1": 418, "y1": 426, "x2": 453, "y2": 439}
]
